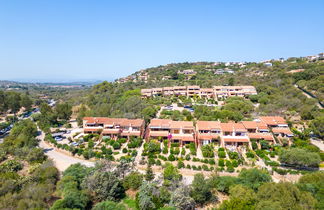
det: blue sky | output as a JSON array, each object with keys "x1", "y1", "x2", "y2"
[{"x1": 0, "y1": 0, "x2": 323, "y2": 82}]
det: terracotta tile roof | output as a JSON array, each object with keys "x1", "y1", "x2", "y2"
[
  {"x1": 272, "y1": 127, "x2": 293, "y2": 135},
  {"x1": 197, "y1": 134, "x2": 220, "y2": 140},
  {"x1": 196, "y1": 121, "x2": 221, "y2": 130},
  {"x1": 84, "y1": 117, "x2": 144, "y2": 127},
  {"x1": 171, "y1": 134, "x2": 195, "y2": 141},
  {"x1": 248, "y1": 133, "x2": 274, "y2": 141},
  {"x1": 170, "y1": 121, "x2": 194, "y2": 129},
  {"x1": 149, "y1": 119, "x2": 172, "y2": 128},
  {"x1": 149, "y1": 131, "x2": 169, "y2": 137},
  {"x1": 102, "y1": 129, "x2": 121, "y2": 134},
  {"x1": 241, "y1": 121, "x2": 268, "y2": 130},
  {"x1": 222, "y1": 137, "x2": 250, "y2": 143},
  {"x1": 220, "y1": 123, "x2": 247, "y2": 132},
  {"x1": 259, "y1": 116, "x2": 287, "y2": 126},
  {"x1": 84, "y1": 128, "x2": 100, "y2": 132}
]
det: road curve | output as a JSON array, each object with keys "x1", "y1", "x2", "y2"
[{"x1": 38, "y1": 131, "x2": 95, "y2": 172}]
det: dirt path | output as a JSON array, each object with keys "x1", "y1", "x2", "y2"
[{"x1": 294, "y1": 84, "x2": 323, "y2": 109}]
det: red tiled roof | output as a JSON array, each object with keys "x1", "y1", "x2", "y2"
[
  {"x1": 220, "y1": 123, "x2": 247, "y2": 132},
  {"x1": 259, "y1": 116, "x2": 287, "y2": 126},
  {"x1": 248, "y1": 133, "x2": 274, "y2": 141},
  {"x1": 149, "y1": 131, "x2": 169, "y2": 137},
  {"x1": 196, "y1": 121, "x2": 221, "y2": 130},
  {"x1": 84, "y1": 117, "x2": 144, "y2": 127},
  {"x1": 272, "y1": 127, "x2": 293, "y2": 135},
  {"x1": 241, "y1": 121, "x2": 268, "y2": 130},
  {"x1": 222, "y1": 137, "x2": 249, "y2": 143}
]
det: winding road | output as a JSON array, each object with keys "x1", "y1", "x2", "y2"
[{"x1": 37, "y1": 131, "x2": 95, "y2": 172}]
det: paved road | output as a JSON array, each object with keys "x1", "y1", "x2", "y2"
[
  {"x1": 38, "y1": 131, "x2": 95, "y2": 172},
  {"x1": 311, "y1": 139, "x2": 324, "y2": 151}
]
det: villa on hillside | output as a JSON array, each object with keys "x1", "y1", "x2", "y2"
[
  {"x1": 83, "y1": 117, "x2": 145, "y2": 139},
  {"x1": 140, "y1": 85, "x2": 257, "y2": 99}
]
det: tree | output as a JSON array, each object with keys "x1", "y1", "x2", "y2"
[
  {"x1": 190, "y1": 173, "x2": 212, "y2": 205},
  {"x1": 123, "y1": 171, "x2": 143, "y2": 190},
  {"x1": 92, "y1": 201, "x2": 126, "y2": 210},
  {"x1": 20, "y1": 94, "x2": 33, "y2": 111},
  {"x1": 169, "y1": 186, "x2": 195, "y2": 210},
  {"x1": 208, "y1": 175, "x2": 238, "y2": 194},
  {"x1": 136, "y1": 182, "x2": 161, "y2": 210},
  {"x1": 309, "y1": 115, "x2": 324, "y2": 138},
  {"x1": 279, "y1": 148, "x2": 321, "y2": 168},
  {"x1": 297, "y1": 171, "x2": 324, "y2": 209},
  {"x1": 145, "y1": 163, "x2": 155, "y2": 181},
  {"x1": 238, "y1": 168, "x2": 272, "y2": 191},
  {"x1": 163, "y1": 162, "x2": 182, "y2": 185},
  {"x1": 219, "y1": 184, "x2": 256, "y2": 210},
  {"x1": 55, "y1": 102, "x2": 72, "y2": 121},
  {"x1": 257, "y1": 182, "x2": 317, "y2": 210},
  {"x1": 51, "y1": 189, "x2": 90, "y2": 210},
  {"x1": 6, "y1": 92, "x2": 21, "y2": 114},
  {"x1": 82, "y1": 171, "x2": 125, "y2": 202}
]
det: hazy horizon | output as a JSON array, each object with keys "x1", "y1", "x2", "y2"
[{"x1": 1, "y1": 0, "x2": 323, "y2": 82}]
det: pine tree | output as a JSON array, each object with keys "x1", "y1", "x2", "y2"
[{"x1": 145, "y1": 163, "x2": 154, "y2": 181}]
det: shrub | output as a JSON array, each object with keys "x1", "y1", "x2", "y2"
[
  {"x1": 185, "y1": 154, "x2": 191, "y2": 161},
  {"x1": 163, "y1": 147, "x2": 168, "y2": 154},
  {"x1": 218, "y1": 147, "x2": 225, "y2": 152},
  {"x1": 148, "y1": 158, "x2": 155, "y2": 165},
  {"x1": 177, "y1": 160, "x2": 185, "y2": 169},
  {"x1": 208, "y1": 159, "x2": 216, "y2": 165},
  {"x1": 186, "y1": 164, "x2": 191, "y2": 169},
  {"x1": 232, "y1": 160, "x2": 239, "y2": 167},
  {"x1": 202, "y1": 144, "x2": 214, "y2": 158},
  {"x1": 113, "y1": 142, "x2": 121, "y2": 150},
  {"x1": 218, "y1": 151, "x2": 226, "y2": 158},
  {"x1": 156, "y1": 159, "x2": 162, "y2": 166},
  {"x1": 168, "y1": 154, "x2": 176, "y2": 161},
  {"x1": 202, "y1": 164, "x2": 209, "y2": 171},
  {"x1": 218, "y1": 158, "x2": 225, "y2": 167},
  {"x1": 246, "y1": 152, "x2": 255, "y2": 158},
  {"x1": 122, "y1": 148, "x2": 128, "y2": 153},
  {"x1": 228, "y1": 151, "x2": 239, "y2": 160},
  {"x1": 226, "y1": 166, "x2": 235, "y2": 173},
  {"x1": 252, "y1": 141, "x2": 258, "y2": 150}
]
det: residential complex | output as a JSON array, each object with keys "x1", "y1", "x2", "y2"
[
  {"x1": 146, "y1": 119, "x2": 196, "y2": 145},
  {"x1": 83, "y1": 117, "x2": 145, "y2": 139},
  {"x1": 141, "y1": 85, "x2": 257, "y2": 99},
  {"x1": 83, "y1": 116, "x2": 293, "y2": 149}
]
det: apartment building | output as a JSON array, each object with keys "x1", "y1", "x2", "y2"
[
  {"x1": 147, "y1": 119, "x2": 195, "y2": 145},
  {"x1": 259, "y1": 116, "x2": 293, "y2": 138},
  {"x1": 220, "y1": 122, "x2": 251, "y2": 148},
  {"x1": 241, "y1": 121, "x2": 275, "y2": 144},
  {"x1": 141, "y1": 85, "x2": 257, "y2": 99},
  {"x1": 83, "y1": 117, "x2": 145, "y2": 139},
  {"x1": 196, "y1": 121, "x2": 221, "y2": 145}
]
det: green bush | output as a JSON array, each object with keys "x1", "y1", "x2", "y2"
[
  {"x1": 177, "y1": 160, "x2": 185, "y2": 169},
  {"x1": 218, "y1": 151, "x2": 226, "y2": 158},
  {"x1": 168, "y1": 154, "x2": 176, "y2": 161},
  {"x1": 122, "y1": 148, "x2": 128, "y2": 153},
  {"x1": 113, "y1": 142, "x2": 121, "y2": 150},
  {"x1": 218, "y1": 158, "x2": 225, "y2": 167}
]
